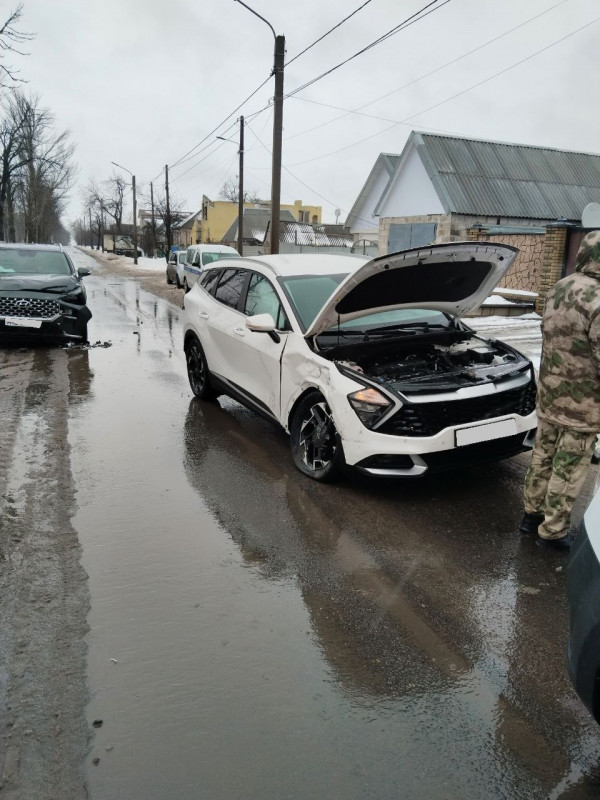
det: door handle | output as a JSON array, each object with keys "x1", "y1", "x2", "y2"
[
  {"x1": 233, "y1": 327, "x2": 245, "y2": 337},
  {"x1": 199, "y1": 311, "x2": 209, "y2": 319}
]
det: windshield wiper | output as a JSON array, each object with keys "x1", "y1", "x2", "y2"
[{"x1": 364, "y1": 322, "x2": 448, "y2": 335}]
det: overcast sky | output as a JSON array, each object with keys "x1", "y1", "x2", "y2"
[{"x1": 13, "y1": 0, "x2": 600, "y2": 227}]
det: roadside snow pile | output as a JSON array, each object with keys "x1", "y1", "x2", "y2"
[{"x1": 472, "y1": 314, "x2": 542, "y2": 371}]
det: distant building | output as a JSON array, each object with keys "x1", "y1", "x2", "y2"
[{"x1": 200, "y1": 197, "x2": 322, "y2": 244}]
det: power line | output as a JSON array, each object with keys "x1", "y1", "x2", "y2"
[
  {"x1": 284, "y1": 0, "x2": 572, "y2": 144},
  {"x1": 285, "y1": 13, "x2": 600, "y2": 168},
  {"x1": 285, "y1": 0, "x2": 453, "y2": 100},
  {"x1": 167, "y1": 75, "x2": 272, "y2": 171},
  {"x1": 285, "y1": 0, "x2": 374, "y2": 67},
  {"x1": 245, "y1": 118, "x2": 373, "y2": 227}
]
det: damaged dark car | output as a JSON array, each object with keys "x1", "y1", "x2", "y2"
[{"x1": 0, "y1": 243, "x2": 92, "y2": 343}]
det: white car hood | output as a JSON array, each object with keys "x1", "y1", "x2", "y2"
[{"x1": 304, "y1": 242, "x2": 518, "y2": 337}]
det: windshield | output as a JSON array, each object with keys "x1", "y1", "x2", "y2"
[
  {"x1": 202, "y1": 252, "x2": 240, "y2": 266},
  {"x1": 0, "y1": 249, "x2": 72, "y2": 276},
  {"x1": 280, "y1": 273, "x2": 448, "y2": 332}
]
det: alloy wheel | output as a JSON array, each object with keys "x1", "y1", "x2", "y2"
[{"x1": 298, "y1": 401, "x2": 337, "y2": 471}]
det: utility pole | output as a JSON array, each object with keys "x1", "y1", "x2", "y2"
[
  {"x1": 270, "y1": 35, "x2": 285, "y2": 255},
  {"x1": 150, "y1": 181, "x2": 157, "y2": 258},
  {"x1": 233, "y1": 1, "x2": 284, "y2": 255},
  {"x1": 165, "y1": 164, "x2": 171, "y2": 261},
  {"x1": 89, "y1": 207, "x2": 93, "y2": 249},
  {"x1": 111, "y1": 161, "x2": 138, "y2": 264},
  {"x1": 132, "y1": 174, "x2": 138, "y2": 265},
  {"x1": 238, "y1": 115, "x2": 244, "y2": 256}
]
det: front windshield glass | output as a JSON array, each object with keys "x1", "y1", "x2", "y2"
[
  {"x1": 202, "y1": 252, "x2": 240, "y2": 266},
  {"x1": 0, "y1": 249, "x2": 71, "y2": 276},
  {"x1": 280, "y1": 273, "x2": 448, "y2": 331}
]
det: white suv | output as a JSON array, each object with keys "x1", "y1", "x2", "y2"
[{"x1": 182, "y1": 243, "x2": 537, "y2": 481}]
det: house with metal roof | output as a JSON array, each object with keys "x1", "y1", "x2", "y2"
[{"x1": 346, "y1": 131, "x2": 600, "y2": 254}]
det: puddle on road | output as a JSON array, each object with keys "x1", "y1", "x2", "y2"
[{"x1": 60, "y1": 259, "x2": 600, "y2": 800}]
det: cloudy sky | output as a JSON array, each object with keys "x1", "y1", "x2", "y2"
[{"x1": 13, "y1": 0, "x2": 600, "y2": 227}]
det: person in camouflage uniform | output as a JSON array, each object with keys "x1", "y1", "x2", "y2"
[{"x1": 521, "y1": 229, "x2": 600, "y2": 550}]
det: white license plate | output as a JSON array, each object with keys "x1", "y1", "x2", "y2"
[
  {"x1": 3, "y1": 317, "x2": 43, "y2": 329},
  {"x1": 455, "y1": 418, "x2": 517, "y2": 447}
]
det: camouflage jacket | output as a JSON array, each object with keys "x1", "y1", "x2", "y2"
[{"x1": 537, "y1": 230, "x2": 600, "y2": 432}]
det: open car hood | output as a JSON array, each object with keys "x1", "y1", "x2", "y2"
[{"x1": 304, "y1": 242, "x2": 518, "y2": 337}]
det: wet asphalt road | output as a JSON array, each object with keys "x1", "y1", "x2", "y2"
[{"x1": 2, "y1": 247, "x2": 600, "y2": 799}]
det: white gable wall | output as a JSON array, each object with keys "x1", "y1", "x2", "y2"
[
  {"x1": 347, "y1": 166, "x2": 390, "y2": 238},
  {"x1": 377, "y1": 145, "x2": 444, "y2": 218}
]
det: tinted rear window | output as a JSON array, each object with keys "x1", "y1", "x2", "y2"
[
  {"x1": 0, "y1": 249, "x2": 71, "y2": 276},
  {"x1": 214, "y1": 269, "x2": 246, "y2": 309}
]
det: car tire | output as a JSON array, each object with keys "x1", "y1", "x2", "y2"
[
  {"x1": 289, "y1": 391, "x2": 344, "y2": 482},
  {"x1": 185, "y1": 335, "x2": 217, "y2": 400},
  {"x1": 166, "y1": 272, "x2": 173, "y2": 285},
  {"x1": 79, "y1": 323, "x2": 89, "y2": 343},
  {"x1": 176, "y1": 274, "x2": 182, "y2": 289},
  {"x1": 183, "y1": 278, "x2": 190, "y2": 293}
]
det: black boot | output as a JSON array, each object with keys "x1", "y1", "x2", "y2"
[
  {"x1": 519, "y1": 512, "x2": 544, "y2": 535},
  {"x1": 536, "y1": 532, "x2": 573, "y2": 552}
]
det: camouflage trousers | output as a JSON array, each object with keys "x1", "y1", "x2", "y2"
[{"x1": 523, "y1": 419, "x2": 596, "y2": 539}]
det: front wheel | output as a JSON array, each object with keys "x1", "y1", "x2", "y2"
[
  {"x1": 290, "y1": 392, "x2": 344, "y2": 482},
  {"x1": 185, "y1": 336, "x2": 217, "y2": 399},
  {"x1": 166, "y1": 271, "x2": 173, "y2": 285},
  {"x1": 175, "y1": 274, "x2": 182, "y2": 289}
]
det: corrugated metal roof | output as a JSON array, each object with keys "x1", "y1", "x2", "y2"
[
  {"x1": 221, "y1": 207, "x2": 296, "y2": 244},
  {"x1": 418, "y1": 133, "x2": 600, "y2": 220},
  {"x1": 280, "y1": 222, "x2": 352, "y2": 247}
]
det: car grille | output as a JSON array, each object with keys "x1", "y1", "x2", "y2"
[
  {"x1": 378, "y1": 380, "x2": 536, "y2": 438},
  {"x1": 0, "y1": 297, "x2": 61, "y2": 319}
]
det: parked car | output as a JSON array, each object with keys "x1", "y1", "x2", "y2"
[
  {"x1": 166, "y1": 250, "x2": 187, "y2": 288},
  {"x1": 0, "y1": 243, "x2": 92, "y2": 342},
  {"x1": 183, "y1": 244, "x2": 240, "y2": 291},
  {"x1": 182, "y1": 243, "x2": 537, "y2": 481},
  {"x1": 568, "y1": 487, "x2": 600, "y2": 724}
]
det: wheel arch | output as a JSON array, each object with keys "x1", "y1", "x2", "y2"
[{"x1": 286, "y1": 385, "x2": 325, "y2": 433}]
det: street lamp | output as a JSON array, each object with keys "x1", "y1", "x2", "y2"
[
  {"x1": 111, "y1": 160, "x2": 138, "y2": 266},
  {"x1": 233, "y1": 0, "x2": 284, "y2": 255},
  {"x1": 217, "y1": 116, "x2": 245, "y2": 256}
]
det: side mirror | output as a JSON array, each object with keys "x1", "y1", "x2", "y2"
[
  {"x1": 246, "y1": 313, "x2": 276, "y2": 332},
  {"x1": 77, "y1": 267, "x2": 91, "y2": 277}
]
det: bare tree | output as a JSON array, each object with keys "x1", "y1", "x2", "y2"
[
  {"x1": 0, "y1": 5, "x2": 34, "y2": 90},
  {"x1": 150, "y1": 190, "x2": 183, "y2": 260},
  {"x1": 10, "y1": 94, "x2": 75, "y2": 242},
  {"x1": 219, "y1": 177, "x2": 261, "y2": 204},
  {"x1": 86, "y1": 172, "x2": 126, "y2": 234}
]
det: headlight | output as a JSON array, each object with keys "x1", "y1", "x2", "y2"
[
  {"x1": 62, "y1": 289, "x2": 85, "y2": 305},
  {"x1": 348, "y1": 387, "x2": 392, "y2": 428}
]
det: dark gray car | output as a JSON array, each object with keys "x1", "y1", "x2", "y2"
[{"x1": 0, "y1": 243, "x2": 92, "y2": 342}]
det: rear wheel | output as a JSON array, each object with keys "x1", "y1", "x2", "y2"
[
  {"x1": 166, "y1": 271, "x2": 173, "y2": 285},
  {"x1": 290, "y1": 391, "x2": 343, "y2": 482},
  {"x1": 185, "y1": 335, "x2": 217, "y2": 399}
]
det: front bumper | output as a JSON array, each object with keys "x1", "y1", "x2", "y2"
[
  {"x1": 0, "y1": 304, "x2": 91, "y2": 342},
  {"x1": 338, "y1": 409, "x2": 537, "y2": 477},
  {"x1": 568, "y1": 520, "x2": 600, "y2": 724}
]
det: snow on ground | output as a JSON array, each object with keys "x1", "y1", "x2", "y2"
[{"x1": 471, "y1": 313, "x2": 542, "y2": 371}]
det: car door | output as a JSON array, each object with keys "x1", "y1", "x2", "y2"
[
  {"x1": 234, "y1": 272, "x2": 289, "y2": 418},
  {"x1": 205, "y1": 267, "x2": 251, "y2": 384}
]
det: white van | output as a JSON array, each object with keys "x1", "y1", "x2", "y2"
[{"x1": 183, "y1": 244, "x2": 240, "y2": 290}]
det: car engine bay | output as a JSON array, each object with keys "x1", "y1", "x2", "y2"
[{"x1": 334, "y1": 334, "x2": 531, "y2": 393}]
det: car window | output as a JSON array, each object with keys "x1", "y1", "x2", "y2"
[
  {"x1": 244, "y1": 273, "x2": 289, "y2": 330},
  {"x1": 192, "y1": 252, "x2": 201, "y2": 266},
  {"x1": 178, "y1": 253, "x2": 186, "y2": 264},
  {"x1": 200, "y1": 269, "x2": 220, "y2": 293},
  {"x1": 0, "y1": 249, "x2": 72, "y2": 276},
  {"x1": 214, "y1": 269, "x2": 247, "y2": 309},
  {"x1": 202, "y1": 251, "x2": 240, "y2": 266},
  {"x1": 186, "y1": 248, "x2": 194, "y2": 264}
]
